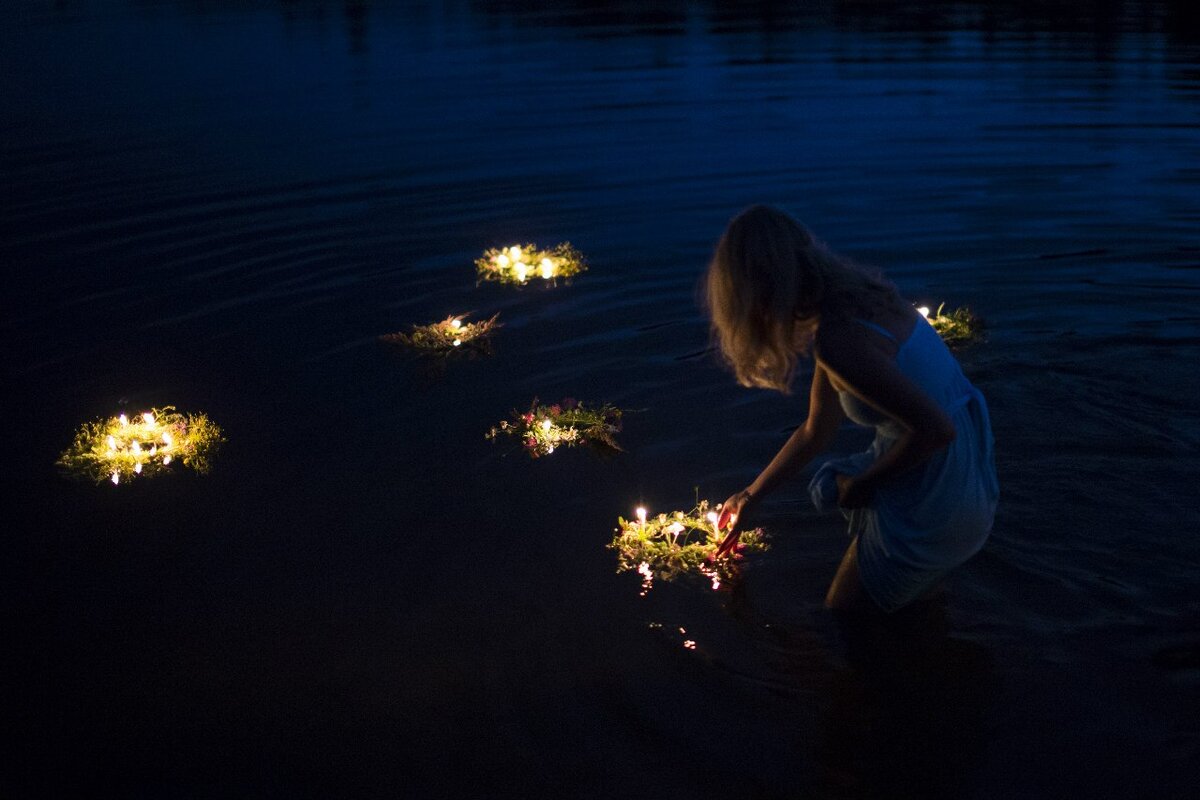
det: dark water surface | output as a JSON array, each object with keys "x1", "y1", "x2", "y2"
[{"x1": 4, "y1": 2, "x2": 1200, "y2": 797}]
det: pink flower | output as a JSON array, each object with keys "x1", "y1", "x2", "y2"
[
  {"x1": 522, "y1": 413, "x2": 534, "y2": 424},
  {"x1": 549, "y1": 404, "x2": 562, "y2": 416}
]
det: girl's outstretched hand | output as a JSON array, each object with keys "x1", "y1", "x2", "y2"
[{"x1": 713, "y1": 489, "x2": 756, "y2": 559}]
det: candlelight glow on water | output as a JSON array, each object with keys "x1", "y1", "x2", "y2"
[
  {"x1": 475, "y1": 242, "x2": 587, "y2": 285},
  {"x1": 916, "y1": 302, "x2": 985, "y2": 347},
  {"x1": 380, "y1": 313, "x2": 501, "y2": 354},
  {"x1": 609, "y1": 500, "x2": 768, "y2": 591},
  {"x1": 57, "y1": 407, "x2": 224, "y2": 484}
]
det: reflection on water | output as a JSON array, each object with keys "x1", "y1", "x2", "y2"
[{"x1": 3, "y1": 1, "x2": 1200, "y2": 797}]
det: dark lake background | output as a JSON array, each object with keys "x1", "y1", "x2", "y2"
[{"x1": 3, "y1": 1, "x2": 1200, "y2": 797}]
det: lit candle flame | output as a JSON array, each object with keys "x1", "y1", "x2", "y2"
[
  {"x1": 636, "y1": 506, "x2": 647, "y2": 525},
  {"x1": 509, "y1": 245, "x2": 522, "y2": 261},
  {"x1": 452, "y1": 338, "x2": 462, "y2": 347},
  {"x1": 111, "y1": 472, "x2": 119, "y2": 485},
  {"x1": 106, "y1": 435, "x2": 116, "y2": 450},
  {"x1": 162, "y1": 455, "x2": 172, "y2": 465},
  {"x1": 131, "y1": 441, "x2": 142, "y2": 454},
  {"x1": 118, "y1": 414, "x2": 128, "y2": 426},
  {"x1": 515, "y1": 262, "x2": 527, "y2": 282},
  {"x1": 496, "y1": 253, "x2": 510, "y2": 268},
  {"x1": 540, "y1": 419, "x2": 552, "y2": 431},
  {"x1": 450, "y1": 318, "x2": 462, "y2": 330},
  {"x1": 134, "y1": 462, "x2": 142, "y2": 474},
  {"x1": 161, "y1": 431, "x2": 172, "y2": 446},
  {"x1": 540, "y1": 258, "x2": 554, "y2": 279},
  {"x1": 918, "y1": 306, "x2": 931, "y2": 318},
  {"x1": 142, "y1": 412, "x2": 155, "y2": 426}
]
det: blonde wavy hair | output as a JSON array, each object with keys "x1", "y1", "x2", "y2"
[{"x1": 704, "y1": 205, "x2": 900, "y2": 393}]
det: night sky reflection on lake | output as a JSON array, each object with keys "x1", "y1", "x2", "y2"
[{"x1": 3, "y1": 2, "x2": 1199, "y2": 797}]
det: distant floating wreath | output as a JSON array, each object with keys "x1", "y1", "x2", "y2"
[
  {"x1": 475, "y1": 243, "x2": 586, "y2": 285},
  {"x1": 379, "y1": 313, "x2": 501, "y2": 355},
  {"x1": 610, "y1": 500, "x2": 769, "y2": 593},
  {"x1": 58, "y1": 407, "x2": 224, "y2": 485},
  {"x1": 919, "y1": 302, "x2": 984, "y2": 348},
  {"x1": 486, "y1": 398, "x2": 622, "y2": 458}
]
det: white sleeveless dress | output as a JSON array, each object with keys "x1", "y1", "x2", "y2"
[{"x1": 809, "y1": 315, "x2": 999, "y2": 612}]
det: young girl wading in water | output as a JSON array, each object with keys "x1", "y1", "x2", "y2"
[{"x1": 707, "y1": 206, "x2": 999, "y2": 613}]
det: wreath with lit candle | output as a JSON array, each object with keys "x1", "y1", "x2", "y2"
[
  {"x1": 475, "y1": 243, "x2": 587, "y2": 285},
  {"x1": 379, "y1": 313, "x2": 501, "y2": 354},
  {"x1": 919, "y1": 302, "x2": 984, "y2": 348},
  {"x1": 610, "y1": 500, "x2": 769, "y2": 592},
  {"x1": 486, "y1": 398, "x2": 622, "y2": 458},
  {"x1": 58, "y1": 407, "x2": 224, "y2": 485}
]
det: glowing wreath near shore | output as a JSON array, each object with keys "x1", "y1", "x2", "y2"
[
  {"x1": 379, "y1": 313, "x2": 501, "y2": 354},
  {"x1": 919, "y1": 303, "x2": 984, "y2": 348},
  {"x1": 58, "y1": 407, "x2": 224, "y2": 485},
  {"x1": 475, "y1": 243, "x2": 586, "y2": 285},
  {"x1": 486, "y1": 398, "x2": 622, "y2": 458},
  {"x1": 610, "y1": 500, "x2": 769, "y2": 592}
]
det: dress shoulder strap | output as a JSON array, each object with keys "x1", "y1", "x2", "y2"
[{"x1": 851, "y1": 317, "x2": 899, "y2": 343}]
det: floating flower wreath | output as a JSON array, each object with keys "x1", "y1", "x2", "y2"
[
  {"x1": 379, "y1": 313, "x2": 501, "y2": 354},
  {"x1": 919, "y1": 303, "x2": 984, "y2": 348},
  {"x1": 486, "y1": 398, "x2": 622, "y2": 458},
  {"x1": 475, "y1": 243, "x2": 586, "y2": 285},
  {"x1": 57, "y1": 407, "x2": 224, "y2": 485},
  {"x1": 610, "y1": 500, "x2": 769, "y2": 592}
]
